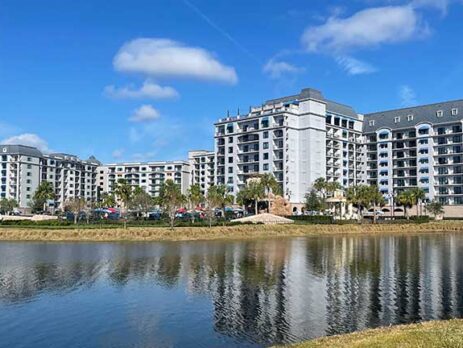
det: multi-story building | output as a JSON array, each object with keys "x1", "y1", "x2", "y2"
[
  {"x1": 0, "y1": 145, "x2": 100, "y2": 211},
  {"x1": 97, "y1": 161, "x2": 191, "y2": 198},
  {"x1": 214, "y1": 88, "x2": 365, "y2": 206},
  {"x1": 188, "y1": 150, "x2": 215, "y2": 196},
  {"x1": 364, "y1": 100, "x2": 463, "y2": 206}
]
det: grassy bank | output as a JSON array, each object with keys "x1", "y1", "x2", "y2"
[
  {"x1": 0, "y1": 221, "x2": 463, "y2": 242},
  {"x1": 282, "y1": 319, "x2": 463, "y2": 348}
]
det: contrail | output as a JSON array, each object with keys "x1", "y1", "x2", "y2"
[{"x1": 182, "y1": 0, "x2": 260, "y2": 64}]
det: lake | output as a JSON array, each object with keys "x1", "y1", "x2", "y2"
[{"x1": 0, "y1": 233, "x2": 462, "y2": 347}]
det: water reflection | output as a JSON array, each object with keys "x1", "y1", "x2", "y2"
[{"x1": 0, "y1": 234, "x2": 462, "y2": 347}]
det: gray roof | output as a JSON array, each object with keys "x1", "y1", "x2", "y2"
[
  {"x1": 363, "y1": 99, "x2": 463, "y2": 133},
  {"x1": 0, "y1": 144, "x2": 43, "y2": 157},
  {"x1": 265, "y1": 87, "x2": 359, "y2": 119}
]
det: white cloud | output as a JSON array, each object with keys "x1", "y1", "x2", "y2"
[
  {"x1": 129, "y1": 105, "x2": 161, "y2": 123},
  {"x1": 263, "y1": 59, "x2": 305, "y2": 79},
  {"x1": 399, "y1": 85, "x2": 418, "y2": 106},
  {"x1": 302, "y1": 6, "x2": 428, "y2": 53},
  {"x1": 336, "y1": 56, "x2": 377, "y2": 75},
  {"x1": 1, "y1": 133, "x2": 50, "y2": 152},
  {"x1": 104, "y1": 80, "x2": 178, "y2": 100},
  {"x1": 112, "y1": 149, "x2": 124, "y2": 159},
  {"x1": 113, "y1": 38, "x2": 238, "y2": 84},
  {"x1": 412, "y1": 0, "x2": 450, "y2": 14}
]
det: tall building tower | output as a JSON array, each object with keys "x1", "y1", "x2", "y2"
[{"x1": 214, "y1": 88, "x2": 364, "y2": 206}]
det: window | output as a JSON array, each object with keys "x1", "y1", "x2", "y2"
[
  {"x1": 228, "y1": 157, "x2": 233, "y2": 163},
  {"x1": 263, "y1": 142, "x2": 269, "y2": 149},
  {"x1": 228, "y1": 147, "x2": 233, "y2": 153},
  {"x1": 407, "y1": 114, "x2": 414, "y2": 121},
  {"x1": 228, "y1": 167, "x2": 233, "y2": 173},
  {"x1": 263, "y1": 153, "x2": 269, "y2": 160},
  {"x1": 369, "y1": 120, "x2": 375, "y2": 126},
  {"x1": 436, "y1": 110, "x2": 444, "y2": 117},
  {"x1": 394, "y1": 116, "x2": 400, "y2": 123},
  {"x1": 452, "y1": 108, "x2": 458, "y2": 116},
  {"x1": 263, "y1": 164, "x2": 269, "y2": 171},
  {"x1": 263, "y1": 131, "x2": 269, "y2": 139},
  {"x1": 228, "y1": 137, "x2": 233, "y2": 143}
]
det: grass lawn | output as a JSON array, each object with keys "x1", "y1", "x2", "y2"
[{"x1": 282, "y1": 320, "x2": 463, "y2": 348}]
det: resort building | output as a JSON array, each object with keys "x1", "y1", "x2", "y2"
[
  {"x1": 97, "y1": 161, "x2": 191, "y2": 198},
  {"x1": 214, "y1": 88, "x2": 365, "y2": 206},
  {"x1": 188, "y1": 150, "x2": 215, "y2": 196},
  {"x1": 363, "y1": 100, "x2": 463, "y2": 207},
  {"x1": 0, "y1": 145, "x2": 100, "y2": 211}
]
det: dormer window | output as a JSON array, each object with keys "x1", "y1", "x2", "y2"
[
  {"x1": 394, "y1": 116, "x2": 400, "y2": 123},
  {"x1": 369, "y1": 120, "x2": 375, "y2": 126},
  {"x1": 436, "y1": 110, "x2": 444, "y2": 117},
  {"x1": 407, "y1": 114, "x2": 414, "y2": 121},
  {"x1": 452, "y1": 108, "x2": 458, "y2": 116}
]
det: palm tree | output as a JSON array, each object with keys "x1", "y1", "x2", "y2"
[
  {"x1": 33, "y1": 181, "x2": 55, "y2": 212},
  {"x1": 113, "y1": 179, "x2": 132, "y2": 216},
  {"x1": 247, "y1": 180, "x2": 265, "y2": 215},
  {"x1": 187, "y1": 184, "x2": 204, "y2": 223},
  {"x1": 397, "y1": 190, "x2": 414, "y2": 219},
  {"x1": 99, "y1": 192, "x2": 116, "y2": 208},
  {"x1": 259, "y1": 173, "x2": 281, "y2": 212},
  {"x1": 313, "y1": 177, "x2": 328, "y2": 198},
  {"x1": 410, "y1": 187, "x2": 426, "y2": 216}
]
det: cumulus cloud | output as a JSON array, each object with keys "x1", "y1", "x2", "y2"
[
  {"x1": 263, "y1": 59, "x2": 305, "y2": 79},
  {"x1": 113, "y1": 38, "x2": 238, "y2": 84},
  {"x1": 399, "y1": 85, "x2": 418, "y2": 106},
  {"x1": 1, "y1": 133, "x2": 50, "y2": 152},
  {"x1": 302, "y1": 6, "x2": 428, "y2": 53},
  {"x1": 129, "y1": 105, "x2": 161, "y2": 123},
  {"x1": 104, "y1": 80, "x2": 178, "y2": 100},
  {"x1": 336, "y1": 56, "x2": 377, "y2": 75}
]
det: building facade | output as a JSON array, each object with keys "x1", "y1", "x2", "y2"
[
  {"x1": 0, "y1": 145, "x2": 100, "y2": 210},
  {"x1": 97, "y1": 161, "x2": 191, "y2": 198},
  {"x1": 188, "y1": 150, "x2": 215, "y2": 196},
  {"x1": 214, "y1": 88, "x2": 365, "y2": 205},
  {"x1": 364, "y1": 100, "x2": 463, "y2": 206}
]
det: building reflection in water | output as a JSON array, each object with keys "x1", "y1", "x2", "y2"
[{"x1": 0, "y1": 234, "x2": 462, "y2": 346}]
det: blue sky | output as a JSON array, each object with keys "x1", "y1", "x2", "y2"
[{"x1": 0, "y1": 0, "x2": 462, "y2": 162}]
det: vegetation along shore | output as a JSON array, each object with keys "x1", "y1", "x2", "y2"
[
  {"x1": 1, "y1": 221, "x2": 463, "y2": 242},
  {"x1": 279, "y1": 319, "x2": 463, "y2": 348}
]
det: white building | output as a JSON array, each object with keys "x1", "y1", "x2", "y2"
[
  {"x1": 188, "y1": 150, "x2": 215, "y2": 196},
  {"x1": 364, "y1": 100, "x2": 463, "y2": 207},
  {"x1": 97, "y1": 161, "x2": 191, "y2": 198},
  {"x1": 0, "y1": 145, "x2": 100, "y2": 211},
  {"x1": 214, "y1": 88, "x2": 365, "y2": 206}
]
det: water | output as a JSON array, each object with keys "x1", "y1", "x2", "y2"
[{"x1": 0, "y1": 234, "x2": 462, "y2": 347}]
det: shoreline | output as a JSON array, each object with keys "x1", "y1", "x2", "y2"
[
  {"x1": 279, "y1": 319, "x2": 463, "y2": 347},
  {"x1": 0, "y1": 221, "x2": 463, "y2": 242}
]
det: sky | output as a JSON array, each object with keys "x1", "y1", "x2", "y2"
[{"x1": 0, "y1": 0, "x2": 462, "y2": 163}]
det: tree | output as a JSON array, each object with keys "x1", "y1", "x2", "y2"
[
  {"x1": 410, "y1": 187, "x2": 426, "y2": 216},
  {"x1": 158, "y1": 179, "x2": 185, "y2": 230},
  {"x1": 113, "y1": 179, "x2": 132, "y2": 216},
  {"x1": 425, "y1": 200, "x2": 444, "y2": 219},
  {"x1": 259, "y1": 174, "x2": 281, "y2": 212},
  {"x1": 313, "y1": 177, "x2": 327, "y2": 197},
  {"x1": 246, "y1": 180, "x2": 265, "y2": 215},
  {"x1": 129, "y1": 188, "x2": 154, "y2": 218},
  {"x1": 0, "y1": 198, "x2": 18, "y2": 215},
  {"x1": 304, "y1": 189, "x2": 324, "y2": 212},
  {"x1": 65, "y1": 197, "x2": 86, "y2": 224},
  {"x1": 346, "y1": 185, "x2": 385, "y2": 223},
  {"x1": 205, "y1": 185, "x2": 233, "y2": 227},
  {"x1": 99, "y1": 192, "x2": 116, "y2": 208},
  {"x1": 32, "y1": 181, "x2": 55, "y2": 212},
  {"x1": 186, "y1": 184, "x2": 204, "y2": 223},
  {"x1": 397, "y1": 190, "x2": 415, "y2": 220}
]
